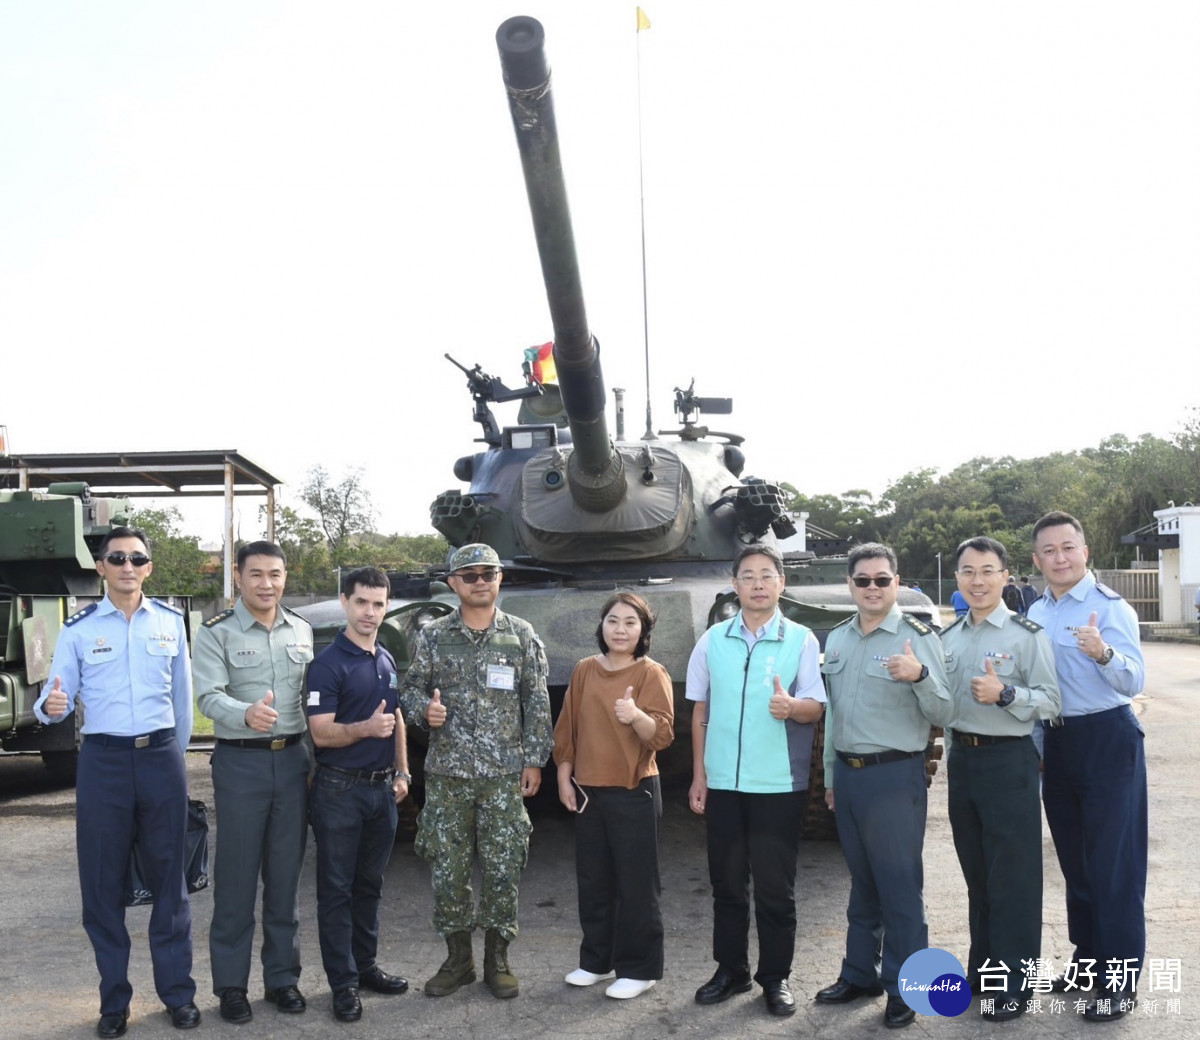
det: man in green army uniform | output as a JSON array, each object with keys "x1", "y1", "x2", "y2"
[{"x1": 400, "y1": 544, "x2": 553, "y2": 1000}]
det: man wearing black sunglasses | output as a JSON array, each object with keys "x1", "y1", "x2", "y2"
[
  {"x1": 816, "y1": 542, "x2": 952, "y2": 1030},
  {"x1": 400, "y1": 543, "x2": 553, "y2": 1002},
  {"x1": 34, "y1": 526, "x2": 200, "y2": 1036}
]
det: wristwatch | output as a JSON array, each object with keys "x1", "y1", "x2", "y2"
[
  {"x1": 394, "y1": 771, "x2": 412, "y2": 784},
  {"x1": 917, "y1": 664, "x2": 929, "y2": 682},
  {"x1": 1098, "y1": 645, "x2": 1116, "y2": 666},
  {"x1": 997, "y1": 685, "x2": 1016, "y2": 708}
]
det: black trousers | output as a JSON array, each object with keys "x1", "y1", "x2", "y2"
[
  {"x1": 574, "y1": 777, "x2": 664, "y2": 980},
  {"x1": 947, "y1": 736, "x2": 1042, "y2": 993},
  {"x1": 705, "y1": 787, "x2": 805, "y2": 984}
]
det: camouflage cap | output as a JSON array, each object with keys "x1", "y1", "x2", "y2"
[{"x1": 447, "y1": 543, "x2": 503, "y2": 573}]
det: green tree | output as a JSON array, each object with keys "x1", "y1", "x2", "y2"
[
  {"x1": 263, "y1": 503, "x2": 334, "y2": 595},
  {"x1": 128, "y1": 506, "x2": 218, "y2": 597},
  {"x1": 300, "y1": 466, "x2": 376, "y2": 564}
]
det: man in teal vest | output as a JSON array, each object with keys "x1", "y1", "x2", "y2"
[{"x1": 687, "y1": 544, "x2": 826, "y2": 1018}]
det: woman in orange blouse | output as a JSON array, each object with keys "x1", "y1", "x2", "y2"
[{"x1": 553, "y1": 591, "x2": 675, "y2": 1000}]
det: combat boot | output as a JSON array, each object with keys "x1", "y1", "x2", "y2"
[
  {"x1": 484, "y1": 928, "x2": 519, "y2": 999},
  {"x1": 424, "y1": 931, "x2": 476, "y2": 997}
]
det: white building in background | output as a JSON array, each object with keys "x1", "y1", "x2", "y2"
[{"x1": 1152, "y1": 503, "x2": 1200, "y2": 624}]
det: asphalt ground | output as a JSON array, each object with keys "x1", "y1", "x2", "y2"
[{"x1": 0, "y1": 641, "x2": 1196, "y2": 1040}]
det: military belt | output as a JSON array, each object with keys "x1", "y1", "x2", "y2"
[
  {"x1": 216, "y1": 732, "x2": 305, "y2": 751},
  {"x1": 836, "y1": 749, "x2": 923, "y2": 769},
  {"x1": 952, "y1": 731, "x2": 1026, "y2": 747},
  {"x1": 84, "y1": 728, "x2": 176, "y2": 749}
]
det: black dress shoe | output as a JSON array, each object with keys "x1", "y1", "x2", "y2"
[
  {"x1": 359, "y1": 966, "x2": 410, "y2": 994},
  {"x1": 265, "y1": 984, "x2": 307, "y2": 1013},
  {"x1": 764, "y1": 979, "x2": 797, "y2": 1016},
  {"x1": 816, "y1": 976, "x2": 885, "y2": 1004},
  {"x1": 1084, "y1": 989, "x2": 1136, "y2": 1022},
  {"x1": 219, "y1": 988, "x2": 252, "y2": 1024},
  {"x1": 97, "y1": 1009, "x2": 128, "y2": 1038},
  {"x1": 169, "y1": 1002, "x2": 201, "y2": 1030},
  {"x1": 982, "y1": 999, "x2": 1024, "y2": 1022},
  {"x1": 333, "y1": 986, "x2": 363, "y2": 1022},
  {"x1": 885, "y1": 995, "x2": 916, "y2": 1028},
  {"x1": 695, "y1": 967, "x2": 753, "y2": 1005}
]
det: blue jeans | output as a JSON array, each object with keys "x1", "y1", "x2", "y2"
[{"x1": 309, "y1": 766, "x2": 399, "y2": 990}]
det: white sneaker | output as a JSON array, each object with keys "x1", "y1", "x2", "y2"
[
  {"x1": 565, "y1": 968, "x2": 616, "y2": 987},
  {"x1": 606, "y1": 978, "x2": 657, "y2": 1000}
]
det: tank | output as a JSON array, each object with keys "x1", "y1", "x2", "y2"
[
  {"x1": 302, "y1": 16, "x2": 941, "y2": 834},
  {"x1": 0, "y1": 483, "x2": 191, "y2": 780}
]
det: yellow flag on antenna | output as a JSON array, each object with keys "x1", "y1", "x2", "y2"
[{"x1": 636, "y1": 7, "x2": 651, "y2": 31}]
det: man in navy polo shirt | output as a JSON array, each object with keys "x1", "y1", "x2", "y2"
[{"x1": 306, "y1": 567, "x2": 411, "y2": 1023}]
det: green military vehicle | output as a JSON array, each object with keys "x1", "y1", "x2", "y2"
[{"x1": 301, "y1": 18, "x2": 942, "y2": 835}]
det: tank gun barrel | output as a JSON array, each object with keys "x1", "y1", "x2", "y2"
[{"x1": 496, "y1": 16, "x2": 626, "y2": 512}]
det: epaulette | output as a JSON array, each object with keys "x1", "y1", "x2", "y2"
[
  {"x1": 901, "y1": 613, "x2": 934, "y2": 636},
  {"x1": 941, "y1": 615, "x2": 966, "y2": 634},
  {"x1": 151, "y1": 598, "x2": 184, "y2": 616},
  {"x1": 202, "y1": 608, "x2": 236, "y2": 628},
  {"x1": 1095, "y1": 583, "x2": 1122, "y2": 601},
  {"x1": 830, "y1": 615, "x2": 855, "y2": 630},
  {"x1": 1010, "y1": 614, "x2": 1043, "y2": 634},
  {"x1": 64, "y1": 603, "x2": 98, "y2": 627}
]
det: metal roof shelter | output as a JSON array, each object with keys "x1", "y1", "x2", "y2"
[{"x1": 0, "y1": 449, "x2": 283, "y2": 603}]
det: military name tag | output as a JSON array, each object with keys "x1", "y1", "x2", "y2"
[{"x1": 487, "y1": 664, "x2": 516, "y2": 690}]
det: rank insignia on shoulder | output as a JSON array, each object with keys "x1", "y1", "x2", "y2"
[
  {"x1": 901, "y1": 613, "x2": 933, "y2": 636},
  {"x1": 65, "y1": 603, "x2": 98, "y2": 626},
  {"x1": 203, "y1": 608, "x2": 235, "y2": 628},
  {"x1": 151, "y1": 598, "x2": 184, "y2": 615},
  {"x1": 1095, "y1": 583, "x2": 1123, "y2": 601},
  {"x1": 1011, "y1": 614, "x2": 1043, "y2": 633},
  {"x1": 942, "y1": 616, "x2": 966, "y2": 633}
]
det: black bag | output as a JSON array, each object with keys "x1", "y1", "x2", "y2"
[{"x1": 124, "y1": 798, "x2": 210, "y2": 907}]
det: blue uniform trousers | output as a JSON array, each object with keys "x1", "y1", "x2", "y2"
[
  {"x1": 1042, "y1": 705, "x2": 1147, "y2": 978},
  {"x1": 209, "y1": 740, "x2": 309, "y2": 993},
  {"x1": 308, "y1": 766, "x2": 398, "y2": 990},
  {"x1": 574, "y1": 777, "x2": 664, "y2": 981},
  {"x1": 705, "y1": 787, "x2": 806, "y2": 984},
  {"x1": 833, "y1": 755, "x2": 928, "y2": 997},
  {"x1": 76, "y1": 732, "x2": 194, "y2": 1014}
]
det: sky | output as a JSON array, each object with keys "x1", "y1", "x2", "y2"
[{"x1": 3, "y1": 1, "x2": 1198, "y2": 542}]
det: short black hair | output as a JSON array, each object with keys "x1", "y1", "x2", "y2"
[
  {"x1": 1031, "y1": 511, "x2": 1086, "y2": 544},
  {"x1": 731, "y1": 544, "x2": 784, "y2": 579},
  {"x1": 955, "y1": 536, "x2": 1008, "y2": 568},
  {"x1": 237, "y1": 540, "x2": 287, "y2": 571},
  {"x1": 340, "y1": 566, "x2": 390, "y2": 598},
  {"x1": 98, "y1": 526, "x2": 150, "y2": 557},
  {"x1": 848, "y1": 542, "x2": 898, "y2": 574},
  {"x1": 595, "y1": 590, "x2": 655, "y2": 659}
]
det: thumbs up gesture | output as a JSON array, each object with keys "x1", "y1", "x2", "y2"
[
  {"x1": 245, "y1": 689, "x2": 279, "y2": 732},
  {"x1": 886, "y1": 639, "x2": 924, "y2": 683},
  {"x1": 365, "y1": 699, "x2": 396, "y2": 738},
  {"x1": 426, "y1": 688, "x2": 447, "y2": 728},
  {"x1": 45, "y1": 676, "x2": 69, "y2": 719},
  {"x1": 970, "y1": 657, "x2": 1005, "y2": 704},
  {"x1": 769, "y1": 675, "x2": 793, "y2": 720},
  {"x1": 614, "y1": 686, "x2": 640, "y2": 725},
  {"x1": 1074, "y1": 611, "x2": 1107, "y2": 661}
]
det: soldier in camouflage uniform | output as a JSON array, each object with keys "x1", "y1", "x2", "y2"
[{"x1": 400, "y1": 544, "x2": 553, "y2": 1000}]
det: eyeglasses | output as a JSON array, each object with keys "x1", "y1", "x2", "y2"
[
  {"x1": 736, "y1": 572, "x2": 781, "y2": 585},
  {"x1": 454, "y1": 569, "x2": 499, "y2": 584},
  {"x1": 957, "y1": 568, "x2": 1004, "y2": 579},
  {"x1": 851, "y1": 575, "x2": 894, "y2": 588},
  {"x1": 104, "y1": 552, "x2": 152, "y2": 568}
]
